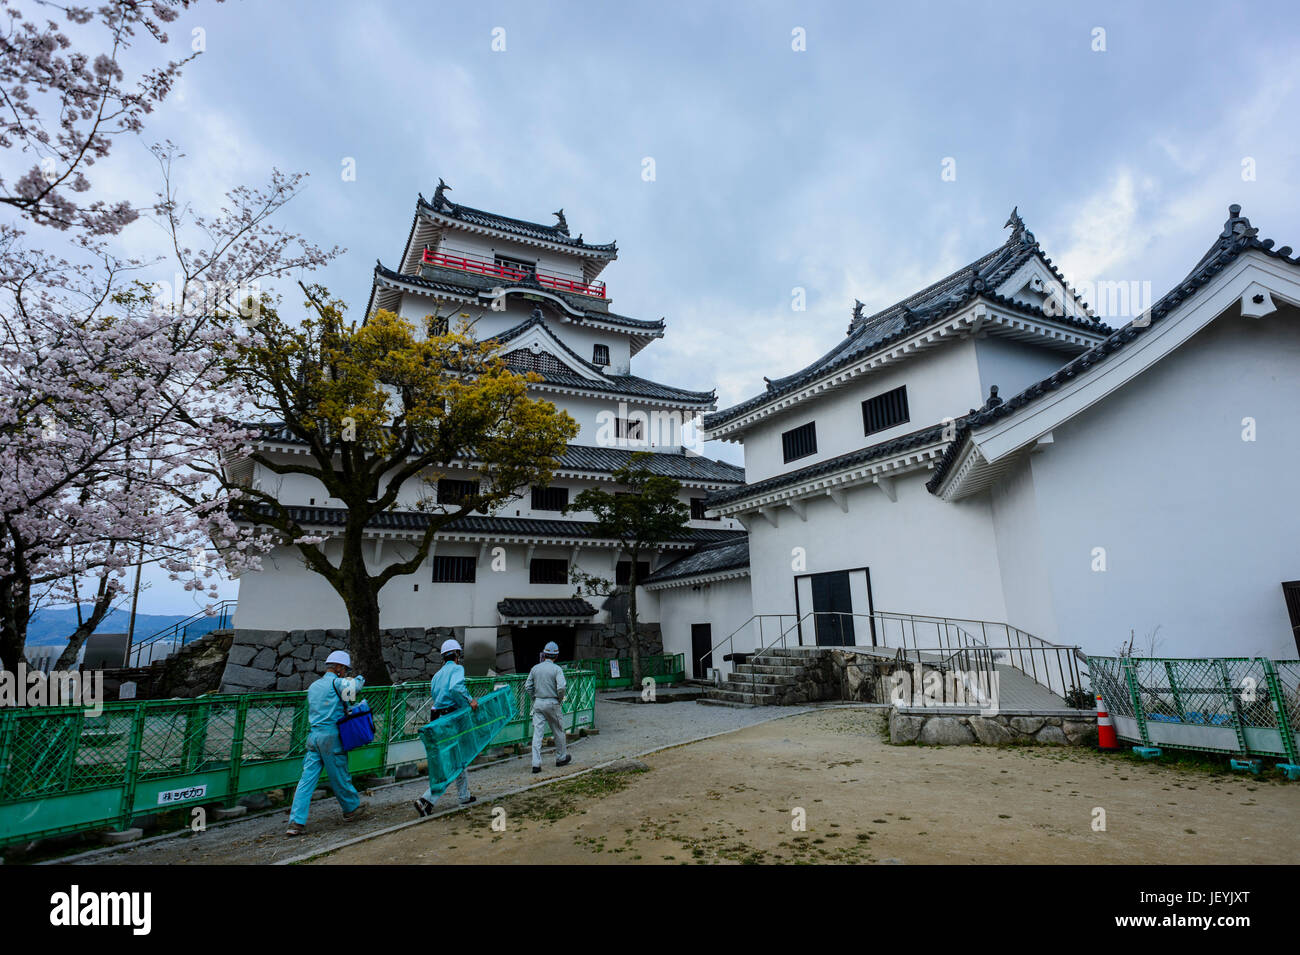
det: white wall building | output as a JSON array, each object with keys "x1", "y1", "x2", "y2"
[
  {"x1": 229, "y1": 183, "x2": 749, "y2": 672},
  {"x1": 703, "y1": 206, "x2": 1300, "y2": 665}
]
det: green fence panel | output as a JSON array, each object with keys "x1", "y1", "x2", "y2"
[
  {"x1": 1089, "y1": 655, "x2": 1300, "y2": 762},
  {"x1": 0, "y1": 668, "x2": 598, "y2": 848},
  {"x1": 562, "y1": 653, "x2": 685, "y2": 690}
]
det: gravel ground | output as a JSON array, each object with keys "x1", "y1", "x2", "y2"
[{"x1": 56, "y1": 697, "x2": 803, "y2": 866}]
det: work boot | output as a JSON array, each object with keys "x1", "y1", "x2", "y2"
[
  {"x1": 413, "y1": 797, "x2": 434, "y2": 817},
  {"x1": 532, "y1": 766, "x2": 541, "y2": 774},
  {"x1": 459, "y1": 795, "x2": 477, "y2": 806},
  {"x1": 343, "y1": 804, "x2": 368, "y2": 823},
  {"x1": 556, "y1": 755, "x2": 572, "y2": 768}
]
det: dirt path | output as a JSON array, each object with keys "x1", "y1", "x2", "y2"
[{"x1": 317, "y1": 709, "x2": 1300, "y2": 865}]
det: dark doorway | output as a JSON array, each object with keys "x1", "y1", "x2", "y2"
[
  {"x1": 691, "y1": 623, "x2": 713, "y2": 679},
  {"x1": 1283, "y1": 581, "x2": 1300, "y2": 655},
  {"x1": 811, "y1": 571, "x2": 855, "y2": 646},
  {"x1": 510, "y1": 625, "x2": 576, "y2": 671}
]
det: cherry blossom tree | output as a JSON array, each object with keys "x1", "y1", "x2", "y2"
[
  {"x1": 0, "y1": 145, "x2": 338, "y2": 669},
  {"x1": 1, "y1": 0, "x2": 219, "y2": 236}
]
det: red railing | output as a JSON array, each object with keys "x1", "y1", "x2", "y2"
[{"x1": 421, "y1": 248, "x2": 607, "y2": 299}]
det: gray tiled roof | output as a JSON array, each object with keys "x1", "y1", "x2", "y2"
[
  {"x1": 490, "y1": 312, "x2": 716, "y2": 404},
  {"x1": 497, "y1": 598, "x2": 597, "y2": 619},
  {"x1": 644, "y1": 537, "x2": 749, "y2": 584},
  {"x1": 706, "y1": 422, "x2": 953, "y2": 509},
  {"x1": 421, "y1": 190, "x2": 617, "y2": 255},
  {"x1": 704, "y1": 218, "x2": 1111, "y2": 431},
  {"x1": 237, "y1": 504, "x2": 746, "y2": 545},
  {"x1": 927, "y1": 205, "x2": 1300, "y2": 493},
  {"x1": 240, "y1": 424, "x2": 742, "y2": 483},
  {"x1": 557, "y1": 445, "x2": 743, "y2": 484}
]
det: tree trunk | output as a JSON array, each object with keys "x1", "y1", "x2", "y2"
[
  {"x1": 627, "y1": 552, "x2": 642, "y2": 687},
  {"x1": 0, "y1": 574, "x2": 30, "y2": 672},
  {"x1": 55, "y1": 581, "x2": 116, "y2": 670},
  {"x1": 336, "y1": 526, "x2": 392, "y2": 686}
]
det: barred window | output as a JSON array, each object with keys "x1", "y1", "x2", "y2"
[
  {"x1": 432, "y1": 555, "x2": 476, "y2": 583},
  {"x1": 615, "y1": 417, "x2": 644, "y2": 441},
  {"x1": 530, "y1": 558, "x2": 569, "y2": 585},
  {"x1": 593, "y1": 344, "x2": 610, "y2": 366},
  {"x1": 494, "y1": 254, "x2": 536, "y2": 277},
  {"x1": 862, "y1": 385, "x2": 910, "y2": 436},
  {"x1": 532, "y1": 485, "x2": 569, "y2": 512},
  {"x1": 781, "y1": 421, "x2": 817, "y2": 463},
  {"x1": 438, "y1": 478, "x2": 479, "y2": 506}
]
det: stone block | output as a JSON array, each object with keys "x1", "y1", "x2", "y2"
[
  {"x1": 251, "y1": 647, "x2": 276, "y2": 670},
  {"x1": 226, "y1": 645, "x2": 257, "y2": 667},
  {"x1": 1063, "y1": 720, "x2": 1098, "y2": 746},
  {"x1": 967, "y1": 716, "x2": 1014, "y2": 745},
  {"x1": 1010, "y1": 716, "x2": 1045, "y2": 735},
  {"x1": 919, "y1": 716, "x2": 975, "y2": 745},
  {"x1": 395, "y1": 763, "x2": 420, "y2": 780},
  {"x1": 889, "y1": 709, "x2": 923, "y2": 744},
  {"x1": 239, "y1": 793, "x2": 272, "y2": 810},
  {"x1": 220, "y1": 664, "x2": 276, "y2": 691},
  {"x1": 1035, "y1": 724, "x2": 1068, "y2": 745},
  {"x1": 211, "y1": 805, "x2": 247, "y2": 820},
  {"x1": 276, "y1": 657, "x2": 295, "y2": 676},
  {"x1": 278, "y1": 673, "x2": 304, "y2": 691}
]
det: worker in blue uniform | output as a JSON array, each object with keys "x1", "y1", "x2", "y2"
[
  {"x1": 413, "y1": 638, "x2": 479, "y2": 816},
  {"x1": 286, "y1": 650, "x2": 368, "y2": 836}
]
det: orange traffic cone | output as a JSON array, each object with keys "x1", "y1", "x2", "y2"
[{"x1": 1095, "y1": 693, "x2": 1118, "y2": 749}]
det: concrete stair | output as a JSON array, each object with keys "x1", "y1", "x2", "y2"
[{"x1": 699, "y1": 647, "x2": 825, "y2": 707}]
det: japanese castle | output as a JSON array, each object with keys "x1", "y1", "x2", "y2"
[
  {"x1": 231, "y1": 183, "x2": 748, "y2": 671},
  {"x1": 232, "y1": 190, "x2": 1300, "y2": 677}
]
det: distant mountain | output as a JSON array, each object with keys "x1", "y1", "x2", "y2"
[{"x1": 24, "y1": 606, "x2": 194, "y2": 646}]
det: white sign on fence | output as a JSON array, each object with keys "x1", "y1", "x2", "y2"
[
  {"x1": 158, "y1": 784, "x2": 208, "y2": 806},
  {"x1": 609, "y1": 660, "x2": 621, "y2": 678}
]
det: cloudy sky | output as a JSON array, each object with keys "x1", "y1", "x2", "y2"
[{"x1": 21, "y1": 0, "x2": 1300, "y2": 613}]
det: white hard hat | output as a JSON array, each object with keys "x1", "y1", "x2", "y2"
[
  {"x1": 325, "y1": 650, "x2": 351, "y2": 668},
  {"x1": 440, "y1": 638, "x2": 463, "y2": 655},
  {"x1": 543, "y1": 642, "x2": 560, "y2": 656}
]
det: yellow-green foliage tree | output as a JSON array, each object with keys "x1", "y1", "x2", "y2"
[{"x1": 222, "y1": 285, "x2": 578, "y2": 683}]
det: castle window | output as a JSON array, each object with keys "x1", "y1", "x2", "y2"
[
  {"x1": 616, "y1": 560, "x2": 652, "y2": 586},
  {"x1": 862, "y1": 385, "x2": 910, "y2": 436},
  {"x1": 593, "y1": 344, "x2": 610, "y2": 366},
  {"x1": 781, "y1": 421, "x2": 817, "y2": 463},
  {"x1": 530, "y1": 558, "x2": 569, "y2": 585},
  {"x1": 615, "y1": 417, "x2": 644, "y2": 441},
  {"x1": 494, "y1": 254, "x2": 535, "y2": 277},
  {"x1": 532, "y1": 485, "x2": 569, "y2": 512},
  {"x1": 438, "y1": 478, "x2": 479, "y2": 506},
  {"x1": 432, "y1": 555, "x2": 476, "y2": 584},
  {"x1": 690, "y1": 497, "x2": 719, "y2": 521},
  {"x1": 503, "y1": 348, "x2": 567, "y2": 375}
]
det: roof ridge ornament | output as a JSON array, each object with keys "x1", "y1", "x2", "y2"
[
  {"x1": 1220, "y1": 203, "x2": 1259, "y2": 246},
  {"x1": 432, "y1": 178, "x2": 451, "y2": 210},
  {"x1": 1004, "y1": 206, "x2": 1035, "y2": 246},
  {"x1": 553, "y1": 208, "x2": 569, "y2": 235}
]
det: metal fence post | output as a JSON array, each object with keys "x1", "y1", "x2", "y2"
[
  {"x1": 227, "y1": 695, "x2": 251, "y2": 798},
  {"x1": 116, "y1": 701, "x2": 147, "y2": 832},
  {"x1": 1215, "y1": 660, "x2": 1249, "y2": 757},
  {"x1": 1261, "y1": 658, "x2": 1299, "y2": 765},
  {"x1": 1120, "y1": 658, "x2": 1150, "y2": 746}
]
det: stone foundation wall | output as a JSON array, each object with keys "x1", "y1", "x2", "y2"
[
  {"x1": 99, "y1": 629, "x2": 235, "y2": 700},
  {"x1": 889, "y1": 707, "x2": 1098, "y2": 746},
  {"x1": 219, "y1": 626, "x2": 457, "y2": 693}
]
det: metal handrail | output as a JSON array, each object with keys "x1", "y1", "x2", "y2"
[
  {"x1": 421, "y1": 247, "x2": 607, "y2": 299},
  {"x1": 698, "y1": 609, "x2": 1086, "y2": 699},
  {"x1": 126, "y1": 600, "x2": 237, "y2": 668}
]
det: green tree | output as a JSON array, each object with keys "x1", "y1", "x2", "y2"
[
  {"x1": 567, "y1": 453, "x2": 689, "y2": 685},
  {"x1": 209, "y1": 287, "x2": 579, "y2": 684}
]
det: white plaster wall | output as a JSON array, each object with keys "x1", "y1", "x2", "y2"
[
  {"x1": 655, "y1": 576, "x2": 754, "y2": 679},
  {"x1": 974, "y1": 337, "x2": 1074, "y2": 405},
  {"x1": 232, "y1": 539, "x2": 669, "y2": 632},
  {"x1": 1020, "y1": 307, "x2": 1300, "y2": 659},
  {"x1": 742, "y1": 468, "x2": 1008, "y2": 644},
  {"x1": 988, "y1": 455, "x2": 1058, "y2": 643},
  {"x1": 740, "y1": 339, "x2": 986, "y2": 484}
]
